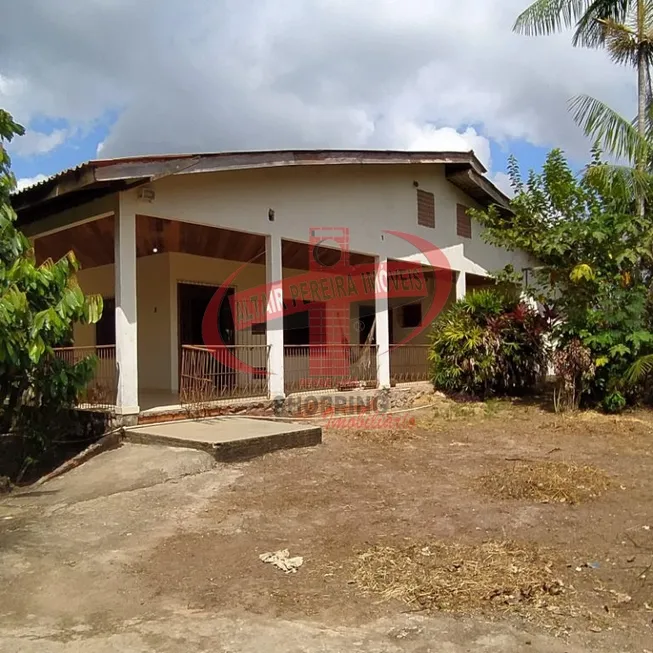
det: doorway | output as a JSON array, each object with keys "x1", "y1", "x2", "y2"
[
  {"x1": 177, "y1": 282, "x2": 236, "y2": 389},
  {"x1": 358, "y1": 305, "x2": 394, "y2": 345}
]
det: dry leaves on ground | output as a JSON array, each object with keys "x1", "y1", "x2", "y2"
[
  {"x1": 353, "y1": 540, "x2": 576, "y2": 625},
  {"x1": 477, "y1": 461, "x2": 611, "y2": 504}
]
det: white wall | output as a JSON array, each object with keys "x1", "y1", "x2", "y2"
[{"x1": 137, "y1": 164, "x2": 533, "y2": 276}]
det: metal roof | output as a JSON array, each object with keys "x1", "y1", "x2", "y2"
[{"x1": 12, "y1": 149, "x2": 510, "y2": 225}]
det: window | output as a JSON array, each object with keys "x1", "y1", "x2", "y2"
[
  {"x1": 283, "y1": 310, "x2": 310, "y2": 345},
  {"x1": 417, "y1": 189, "x2": 435, "y2": 228},
  {"x1": 96, "y1": 298, "x2": 116, "y2": 346},
  {"x1": 456, "y1": 203, "x2": 472, "y2": 238},
  {"x1": 400, "y1": 303, "x2": 422, "y2": 328},
  {"x1": 251, "y1": 322, "x2": 266, "y2": 336},
  {"x1": 283, "y1": 300, "x2": 326, "y2": 346}
]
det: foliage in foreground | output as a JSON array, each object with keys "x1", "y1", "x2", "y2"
[
  {"x1": 428, "y1": 288, "x2": 548, "y2": 398},
  {"x1": 470, "y1": 149, "x2": 653, "y2": 410},
  {"x1": 0, "y1": 109, "x2": 103, "y2": 469}
]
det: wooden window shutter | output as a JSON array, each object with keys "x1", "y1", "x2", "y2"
[
  {"x1": 417, "y1": 189, "x2": 435, "y2": 228},
  {"x1": 456, "y1": 204, "x2": 472, "y2": 238}
]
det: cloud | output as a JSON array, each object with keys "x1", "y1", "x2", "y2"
[
  {"x1": 11, "y1": 128, "x2": 67, "y2": 156},
  {"x1": 0, "y1": 0, "x2": 636, "y2": 168},
  {"x1": 490, "y1": 172, "x2": 515, "y2": 198},
  {"x1": 15, "y1": 174, "x2": 47, "y2": 191}
]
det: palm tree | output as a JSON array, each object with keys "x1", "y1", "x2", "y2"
[
  {"x1": 571, "y1": 4, "x2": 653, "y2": 214},
  {"x1": 515, "y1": 0, "x2": 651, "y2": 214}
]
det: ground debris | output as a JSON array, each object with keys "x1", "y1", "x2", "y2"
[
  {"x1": 477, "y1": 460, "x2": 611, "y2": 504},
  {"x1": 353, "y1": 540, "x2": 574, "y2": 624},
  {"x1": 259, "y1": 549, "x2": 304, "y2": 574}
]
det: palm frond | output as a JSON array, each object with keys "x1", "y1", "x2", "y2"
[
  {"x1": 600, "y1": 17, "x2": 639, "y2": 65},
  {"x1": 625, "y1": 353, "x2": 653, "y2": 384},
  {"x1": 514, "y1": 0, "x2": 593, "y2": 36},
  {"x1": 573, "y1": 0, "x2": 630, "y2": 47},
  {"x1": 584, "y1": 162, "x2": 653, "y2": 202},
  {"x1": 570, "y1": 94, "x2": 649, "y2": 163}
]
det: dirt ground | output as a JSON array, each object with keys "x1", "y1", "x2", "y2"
[{"x1": 1, "y1": 398, "x2": 653, "y2": 652}]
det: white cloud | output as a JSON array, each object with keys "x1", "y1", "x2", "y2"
[
  {"x1": 11, "y1": 128, "x2": 67, "y2": 156},
  {"x1": 0, "y1": 0, "x2": 636, "y2": 169},
  {"x1": 393, "y1": 125, "x2": 492, "y2": 169},
  {"x1": 490, "y1": 171, "x2": 515, "y2": 198},
  {"x1": 15, "y1": 173, "x2": 47, "y2": 191}
]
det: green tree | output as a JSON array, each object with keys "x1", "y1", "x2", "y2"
[
  {"x1": 472, "y1": 149, "x2": 653, "y2": 406},
  {"x1": 0, "y1": 109, "x2": 103, "y2": 443}
]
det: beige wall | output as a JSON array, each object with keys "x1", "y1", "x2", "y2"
[
  {"x1": 75, "y1": 254, "x2": 172, "y2": 391},
  {"x1": 75, "y1": 252, "x2": 350, "y2": 394}
]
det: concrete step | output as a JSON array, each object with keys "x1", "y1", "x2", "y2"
[{"x1": 124, "y1": 416, "x2": 321, "y2": 462}]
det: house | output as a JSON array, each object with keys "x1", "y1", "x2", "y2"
[{"x1": 12, "y1": 149, "x2": 532, "y2": 422}]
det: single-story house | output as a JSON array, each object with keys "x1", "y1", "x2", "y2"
[{"x1": 12, "y1": 149, "x2": 532, "y2": 421}]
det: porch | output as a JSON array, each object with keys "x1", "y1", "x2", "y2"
[
  {"x1": 51, "y1": 342, "x2": 436, "y2": 415},
  {"x1": 37, "y1": 212, "x2": 467, "y2": 419}
]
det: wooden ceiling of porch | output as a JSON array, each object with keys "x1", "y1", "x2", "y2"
[{"x1": 33, "y1": 215, "x2": 373, "y2": 271}]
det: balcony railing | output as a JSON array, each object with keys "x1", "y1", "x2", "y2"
[
  {"x1": 53, "y1": 345, "x2": 117, "y2": 409},
  {"x1": 180, "y1": 344, "x2": 270, "y2": 405},
  {"x1": 284, "y1": 344, "x2": 377, "y2": 393},
  {"x1": 390, "y1": 344, "x2": 431, "y2": 384}
]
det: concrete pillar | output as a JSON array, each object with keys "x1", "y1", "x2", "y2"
[
  {"x1": 456, "y1": 270, "x2": 466, "y2": 301},
  {"x1": 375, "y1": 257, "x2": 391, "y2": 390},
  {"x1": 266, "y1": 233, "x2": 285, "y2": 401},
  {"x1": 114, "y1": 195, "x2": 139, "y2": 415}
]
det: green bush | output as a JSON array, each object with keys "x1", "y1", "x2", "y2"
[
  {"x1": 601, "y1": 390, "x2": 627, "y2": 415},
  {"x1": 428, "y1": 288, "x2": 549, "y2": 398}
]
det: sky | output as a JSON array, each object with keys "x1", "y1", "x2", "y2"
[{"x1": 0, "y1": 0, "x2": 636, "y2": 196}]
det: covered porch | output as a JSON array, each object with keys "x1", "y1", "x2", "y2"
[{"x1": 35, "y1": 206, "x2": 468, "y2": 418}]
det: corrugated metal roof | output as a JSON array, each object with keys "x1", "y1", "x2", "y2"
[{"x1": 11, "y1": 149, "x2": 509, "y2": 223}]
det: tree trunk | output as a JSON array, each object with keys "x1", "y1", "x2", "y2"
[{"x1": 637, "y1": 0, "x2": 647, "y2": 218}]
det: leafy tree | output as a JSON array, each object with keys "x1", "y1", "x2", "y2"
[
  {"x1": 428, "y1": 288, "x2": 549, "y2": 398},
  {"x1": 472, "y1": 149, "x2": 653, "y2": 406},
  {"x1": 0, "y1": 109, "x2": 103, "y2": 451}
]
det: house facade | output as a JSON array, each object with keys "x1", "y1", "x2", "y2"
[{"x1": 13, "y1": 150, "x2": 532, "y2": 419}]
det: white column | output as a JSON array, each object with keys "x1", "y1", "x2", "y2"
[
  {"x1": 114, "y1": 195, "x2": 139, "y2": 415},
  {"x1": 456, "y1": 270, "x2": 466, "y2": 301},
  {"x1": 375, "y1": 257, "x2": 391, "y2": 390},
  {"x1": 266, "y1": 233, "x2": 285, "y2": 401}
]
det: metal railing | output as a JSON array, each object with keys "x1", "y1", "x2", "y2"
[
  {"x1": 53, "y1": 345, "x2": 117, "y2": 409},
  {"x1": 390, "y1": 344, "x2": 431, "y2": 383},
  {"x1": 180, "y1": 344, "x2": 270, "y2": 404},
  {"x1": 284, "y1": 344, "x2": 377, "y2": 393}
]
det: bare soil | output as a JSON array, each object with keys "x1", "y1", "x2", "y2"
[
  {"x1": 137, "y1": 400, "x2": 653, "y2": 647},
  {"x1": 2, "y1": 398, "x2": 653, "y2": 652}
]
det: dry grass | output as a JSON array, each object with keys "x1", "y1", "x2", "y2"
[
  {"x1": 324, "y1": 425, "x2": 418, "y2": 443},
  {"x1": 477, "y1": 461, "x2": 611, "y2": 504},
  {"x1": 354, "y1": 540, "x2": 576, "y2": 622}
]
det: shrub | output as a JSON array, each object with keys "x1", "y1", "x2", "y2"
[
  {"x1": 428, "y1": 288, "x2": 549, "y2": 398},
  {"x1": 552, "y1": 338, "x2": 595, "y2": 412},
  {"x1": 602, "y1": 391, "x2": 627, "y2": 415}
]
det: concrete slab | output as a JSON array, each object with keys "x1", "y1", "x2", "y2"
[
  {"x1": 5, "y1": 444, "x2": 217, "y2": 508},
  {"x1": 124, "y1": 416, "x2": 322, "y2": 461}
]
